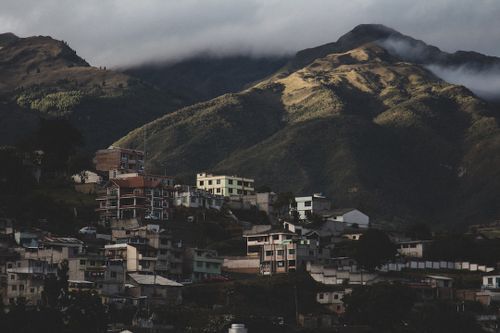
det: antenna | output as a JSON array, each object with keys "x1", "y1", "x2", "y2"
[{"x1": 143, "y1": 125, "x2": 147, "y2": 174}]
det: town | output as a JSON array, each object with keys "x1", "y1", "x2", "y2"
[{"x1": 1, "y1": 145, "x2": 500, "y2": 333}]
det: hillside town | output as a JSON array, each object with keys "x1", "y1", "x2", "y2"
[{"x1": 1, "y1": 145, "x2": 500, "y2": 332}]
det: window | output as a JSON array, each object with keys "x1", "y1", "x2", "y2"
[
  {"x1": 30, "y1": 288, "x2": 35, "y2": 293},
  {"x1": 248, "y1": 182, "x2": 254, "y2": 188},
  {"x1": 80, "y1": 260, "x2": 86, "y2": 265},
  {"x1": 237, "y1": 181, "x2": 242, "y2": 186},
  {"x1": 10, "y1": 275, "x2": 15, "y2": 280},
  {"x1": 216, "y1": 179, "x2": 221, "y2": 184},
  {"x1": 229, "y1": 188, "x2": 233, "y2": 194},
  {"x1": 90, "y1": 261, "x2": 96, "y2": 266},
  {"x1": 304, "y1": 201, "x2": 312, "y2": 207},
  {"x1": 289, "y1": 260, "x2": 296, "y2": 266},
  {"x1": 289, "y1": 249, "x2": 295, "y2": 255},
  {"x1": 237, "y1": 190, "x2": 242, "y2": 194},
  {"x1": 7, "y1": 263, "x2": 12, "y2": 268},
  {"x1": 11, "y1": 285, "x2": 17, "y2": 291},
  {"x1": 277, "y1": 261, "x2": 284, "y2": 267},
  {"x1": 277, "y1": 250, "x2": 284, "y2": 256},
  {"x1": 17, "y1": 262, "x2": 21, "y2": 267},
  {"x1": 265, "y1": 251, "x2": 273, "y2": 256},
  {"x1": 272, "y1": 235, "x2": 279, "y2": 240},
  {"x1": 243, "y1": 182, "x2": 249, "y2": 187},
  {"x1": 19, "y1": 285, "x2": 24, "y2": 291},
  {"x1": 334, "y1": 294, "x2": 339, "y2": 299},
  {"x1": 216, "y1": 188, "x2": 221, "y2": 193},
  {"x1": 319, "y1": 293, "x2": 324, "y2": 299},
  {"x1": 199, "y1": 181, "x2": 204, "y2": 186},
  {"x1": 228, "y1": 179, "x2": 233, "y2": 185},
  {"x1": 208, "y1": 180, "x2": 212, "y2": 185},
  {"x1": 243, "y1": 191, "x2": 248, "y2": 195}
]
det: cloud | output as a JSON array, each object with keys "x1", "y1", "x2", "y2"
[
  {"x1": 426, "y1": 64, "x2": 500, "y2": 100},
  {"x1": 1, "y1": 0, "x2": 500, "y2": 67}
]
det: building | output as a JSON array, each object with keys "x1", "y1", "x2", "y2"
[
  {"x1": 127, "y1": 273, "x2": 183, "y2": 306},
  {"x1": 243, "y1": 228, "x2": 297, "y2": 256},
  {"x1": 111, "y1": 224, "x2": 183, "y2": 279},
  {"x1": 104, "y1": 244, "x2": 139, "y2": 272},
  {"x1": 292, "y1": 194, "x2": 331, "y2": 220},
  {"x1": 67, "y1": 254, "x2": 107, "y2": 283},
  {"x1": 483, "y1": 272, "x2": 500, "y2": 289},
  {"x1": 2, "y1": 259, "x2": 56, "y2": 305},
  {"x1": 322, "y1": 209, "x2": 370, "y2": 228},
  {"x1": 173, "y1": 186, "x2": 224, "y2": 210},
  {"x1": 93, "y1": 146, "x2": 145, "y2": 178},
  {"x1": 96, "y1": 175, "x2": 174, "y2": 224},
  {"x1": 196, "y1": 172, "x2": 254, "y2": 196},
  {"x1": 183, "y1": 248, "x2": 223, "y2": 282},
  {"x1": 316, "y1": 288, "x2": 352, "y2": 314},
  {"x1": 397, "y1": 240, "x2": 432, "y2": 258}
]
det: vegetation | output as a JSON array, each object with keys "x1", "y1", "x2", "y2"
[{"x1": 353, "y1": 229, "x2": 397, "y2": 271}]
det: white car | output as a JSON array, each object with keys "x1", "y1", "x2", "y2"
[{"x1": 78, "y1": 226, "x2": 97, "y2": 235}]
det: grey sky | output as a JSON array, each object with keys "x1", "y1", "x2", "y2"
[{"x1": 1, "y1": 0, "x2": 500, "y2": 67}]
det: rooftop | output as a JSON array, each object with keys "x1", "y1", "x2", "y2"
[{"x1": 128, "y1": 273, "x2": 183, "y2": 287}]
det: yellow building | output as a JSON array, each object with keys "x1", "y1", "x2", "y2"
[{"x1": 196, "y1": 172, "x2": 255, "y2": 196}]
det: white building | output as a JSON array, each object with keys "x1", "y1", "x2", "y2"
[
  {"x1": 397, "y1": 240, "x2": 432, "y2": 258},
  {"x1": 483, "y1": 273, "x2": 500, "y2": 289},
  {"x1": 316, "y1": 288, "x2": 352, "y2": 314},
  {"x1": 174, "y1": 186, "x2": 224, "y2": 210},
  {"x1": 196, "y1": 172, "x2": 254, "y2": 196},
  {"x1": 322, "y1": 209, "x2": 369, "y2": 228},
  {"x1": 292, "y1": 194, "x2": 331, "y2": 220}
]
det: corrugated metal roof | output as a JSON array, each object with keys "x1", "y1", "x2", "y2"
[{"x1": 128, "y1": 273, "x2": 183, "y2": 287}]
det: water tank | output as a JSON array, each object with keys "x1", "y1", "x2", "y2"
[{"x1": 228, "y1": 323, "x2": 248, "y2": 333}]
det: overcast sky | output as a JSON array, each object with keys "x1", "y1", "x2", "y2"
[{"x1": 1, "y1": 0, "x2": 500, "y2": 67}]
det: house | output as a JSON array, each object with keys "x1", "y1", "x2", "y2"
[
  {"x1": 96, "y1": 175, "x2": 174, "y2": 224},
  {"x1": 482, "y1": 272, "x2": 500, "y2": 289},
  {"x1": 93, "y1": 146, "x2": 145, "y2": 179},
  {"x1": 342, "y1": 230, "x2": 366, "y2": 241},
  {"x1": 67, "y1": 254, "x2": 107, "y2": 283},
  {"x1": 23, "y1": 236, "x2": 85, "y2": 263},
  {"x1": 127, "y1": 272, "x2": 183, "y2": 306},
  {"x1": 183, "y1": 248, "x2": 223, "y2": 282},
  {"x1": 196, "y1": 172, "x2": 255, "y2": 196},
  {"x1": 397, "y1": 240, "x2": 432, "y2": 258},
  {"x1": 316, "y1": 288, "x2": 352, "y2": 314},
  {"x1": 292, "y1": 194, "x2": 331, "y2": 220},
  {"x1": 243, "y1": 227, "x2": 297, "y2": 256},
  {"x1": 228, "y1": 192, "x2": 278, "y2": 220},
  {"x1": 322, "y1": 209, "x2": 369, "y2": 228},
  {"x1": 173, "y1": 185, "x2": 224, "y2": 210}
]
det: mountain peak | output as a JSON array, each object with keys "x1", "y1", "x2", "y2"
[{"x1": 0, "y1": 32, "x2": 19, "y2": 47}]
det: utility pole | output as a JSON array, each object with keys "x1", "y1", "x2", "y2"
[{"x1": 294, "y1": 284, "x2": 299, "y2": 327}]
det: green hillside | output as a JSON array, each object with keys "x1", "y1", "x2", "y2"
[{"x1": 115, "y1": 29, "x2": 500, "y2": 227}]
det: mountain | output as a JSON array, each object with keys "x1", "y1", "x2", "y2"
[
  {"x1": 115, "y1": 24, "x2": 500, "y2": 227},
  {"x1": 123, "y1": 55, "x2": 290, "y2": 106},
  {"x1": 0, "y1": 33, "x2": 192, "y2": 149}
]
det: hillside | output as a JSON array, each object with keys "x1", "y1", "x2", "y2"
[
  {"x1": 0, "y1": 33, "x2": 187, "y2": 149},
  {"x1": 123, "y1": 55, "x2": 289, "y2": 106},
  {"x1": 115, "y1": 25, "x2": 500, "y2": 227}
]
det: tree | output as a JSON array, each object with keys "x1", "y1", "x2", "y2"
[
  {"x1": 33, "y1": 118, "x2": 83, "y2": 174},
  {"x1": 354, "y1": 229, "x2": 396, "y2": 271},
  {"x1": 274, "y1": 192, "x2": 295, "y2": 218},
  {"x1": 406, "y1": 222, "x2": 432, "y2": 240},
  {"x1": 343, "y1": 282, "x2": 416, "y2": 330}
]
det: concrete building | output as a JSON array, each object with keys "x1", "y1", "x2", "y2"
[
  {"x1": 2, "y1": 259, "x2": 56, "y2": 305},
  {"x1": 184, "y1": 248, "x2": 223, "y2": 282},
  {"x1": 483, "y1": 272, "x2": 500, "y2": 289},
  {"x1": 104, "y1": 244, "x2": 139, "y2": 272},
  {"x1": 397, "y1": 240, "x2": 432, "y2": 258},
  {"x1": 93, "y1": 146, "x2": 145, "y2": 179},
  {"x1": 173, "y1": 185, "x2": 224, "y2": 210},
  {"x1": 316, "y1": 288, "x2": 352, "y2": 314},
  {"x1": 96, "y1": 175, "x2": 174, "y2": 224},
  {"x1": 243, "y1": 228, "x2": 296, "y2": 256},
  {"x1": 196, "y1": 172, "x2": 254, "y2": 196},
  {"x1": 322, "y1": 209, "x2": 370, "y2": 228},
  {"x1": 292, "y1": 194, "x2": 331, "y2": 220},
  {"x1": 67, "y1": 254, "x2": 107, "y2": 283}
]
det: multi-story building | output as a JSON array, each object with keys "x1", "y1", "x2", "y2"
[
  {"x1": 111, "y1": 224, "x2": 183, "y2": 280},
  {"x1": 183, "y1": 248, "x2": 223, "y2": 282},
  {"x1": 243, "y1": 228, "x2": 297, "y2": 256},
  {"x1": 173, "y1": 185, "x2": 224, "y2": 210},
  {"x1": 93, "y1": 146, "x2": 145, "y2": 179},
  {"x1": 2, "y1": 259, "x2": 56, "y2": 305},
  {"x1": 292, "y1": 194, "x2": 331, "y2": 220},
  {"x1": 67, "y1": 254, "x2": 107, "y2": 283},
  {"x1": 96, "y1": 175, "x2": 174, "y2": 224},
  {"x1": 196, "y1": 172, "x2": 254, "y2": 196},
  {"x1": 104, "y1": 244, "x2": 139, "y2": 272}
]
